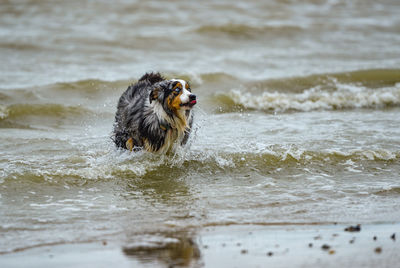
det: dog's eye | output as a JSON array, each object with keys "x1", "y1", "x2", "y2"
[{"x1": 174, "y1": 88, "x2": 181, "y2": 94}]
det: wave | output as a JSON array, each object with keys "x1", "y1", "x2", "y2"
[
  {"x1": 252, "y1": 69, "x2": 400, "y2": 93},
  {"x1": 0, "y1": 78, "x2": 128, "y2": 103},
  {"x1": 194, "y1": 23, "x2": 303, "y2": 38},
  {"x1": 2, "y1": 69, "x2": 400, "y2": 117},
  {"x1": 0, "y1": 41, "x2": 42, "y2": 51},
  {"x1": 0, "y1": 103, "x2": 100, "y2": 129},
  {"x1": 6, "y1": 69, "x2": 398, "y2": 97},
  {"x1": 218, "y1": 84, "x2": 400, "y2": 112},
  {"x1": 374, "y1": 187, "x2": 400, "y2": 196},
  {"x1": 47, "y1": 69, "x2": 400, "y2": 91},
  {"x1": 47, "y1": 79, "x2": 129, "y2": 93},
  {"x1": 215, "y1": 69, "x2": 400, "y2": 112},
  {"x1": 3, "y1": 147, "x2": 398, "y2": 182},
  {"x1": 0, "y1": 103, "x2": 94, "y2": 120}
]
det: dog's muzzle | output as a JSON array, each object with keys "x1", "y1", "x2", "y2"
[{"x1": 181, "y1": 94, "x2": 197, "y2": 108}]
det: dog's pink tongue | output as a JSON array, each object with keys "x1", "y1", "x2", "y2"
[{"x1": 190, "y1": 100, "x2": 197, "y2": 105}]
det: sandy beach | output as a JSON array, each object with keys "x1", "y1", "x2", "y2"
[{"x1": 1, "y1": 223, "x2": 399, "y2": 268}]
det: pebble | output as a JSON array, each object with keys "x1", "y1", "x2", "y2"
[
  {"x1": 321, "y1": 244, "x2": 331, "y2": 250},
  {"x1": 344, "y1": 224, "x2": 361, "y2": 232},
  {"x1": 391, "y1": 233, "x2": 396, "y2": 241}
]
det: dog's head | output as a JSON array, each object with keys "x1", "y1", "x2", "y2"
[{"x1": 150, "y1": 79, "x2": 196, "y2": 114}]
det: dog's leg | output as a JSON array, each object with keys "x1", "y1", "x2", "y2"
[{"x1": 126, "y1": 138, "x2": 134, "y2": 151}]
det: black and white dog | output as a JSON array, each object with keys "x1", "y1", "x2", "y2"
[{"x1": 113, "y1": 73, "x2": 196, "y2": 153}]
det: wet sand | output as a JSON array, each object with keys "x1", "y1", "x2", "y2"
[{"x1": 1, "y1": 223, "x2": 399, "y2": 268}]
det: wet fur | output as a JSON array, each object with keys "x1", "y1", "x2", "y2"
[{"x1": 113, "y1": 73, "x2": 195, "y2": 153}]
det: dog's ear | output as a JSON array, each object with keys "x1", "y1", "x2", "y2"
[{"x1": 149, "y1": 87, "x2": 160, "y2": 104}]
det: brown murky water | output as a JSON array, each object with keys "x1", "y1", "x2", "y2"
[{"x1": 1, "y1": 0, "x2": 400, "y2": 266}]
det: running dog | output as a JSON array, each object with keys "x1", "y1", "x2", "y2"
[{"x1": 113, "y1": 72, "x2": 196, "y2": 153}]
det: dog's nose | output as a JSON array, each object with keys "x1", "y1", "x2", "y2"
[{"x1": 189, "y1": 94, "x2": 196, "y2": 101}]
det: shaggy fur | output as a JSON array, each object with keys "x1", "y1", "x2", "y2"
[{"x1": 113, "y1": 72, "x2": 196, "y2": 153}]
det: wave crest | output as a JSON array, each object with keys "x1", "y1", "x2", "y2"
[
  {"x1": 3, "y1": 147, "x2": 398, "y2": 183},
  {"x1": 217, "y1": 80, "x2": 400, "y2": 113}
]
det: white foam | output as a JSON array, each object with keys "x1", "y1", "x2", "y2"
[
  {"x1": 0, "y1": 105, "x2": 8, "y2": 119},
  {"x1": 228, "y1": 83, "x2": 400, "y2": 112}
]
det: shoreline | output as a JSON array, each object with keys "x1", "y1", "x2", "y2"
[{"x1": 1, "y1": 223, "x2": 399, "y2": 268}]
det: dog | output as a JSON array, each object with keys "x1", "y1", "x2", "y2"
[{"x1": 113, "y1": 72, "x2": 196, "y2": 153}]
